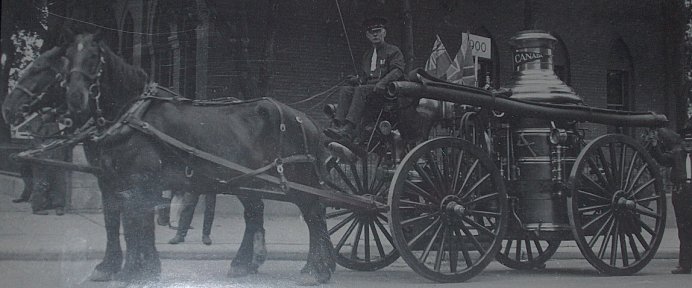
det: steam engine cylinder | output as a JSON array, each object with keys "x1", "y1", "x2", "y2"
[{"x1": 503, "y1": 30, "x2": 583, "y2": 232}]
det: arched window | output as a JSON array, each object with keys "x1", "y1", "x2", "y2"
[
  {"x1": 122, "y1": 12, "x2": 135, "y2": 64},
  {"x1": 552, "y1": 35, "x2": 571, "y2": 85},
  {"x1": 473, "y1": 27, "x2": 499, "y2": 88},
  {"x1": 180, "y1": 15, "x2": 197, "y2": 99},
  {"x1": 141, "y1": 2, "x2": 152, "y2": 76},
  {"x1": 607, "y1": 38, "x2": 633, "y2": 111},
  {"x1": 153, "y1": 4, "x2": 173, "y2": 89},
  {"x1": 607, "y1": 38, "x2": 634, "y2": 134}
]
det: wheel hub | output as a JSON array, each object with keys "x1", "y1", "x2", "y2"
[
  {"x1": 441, "y1": 195, "x2": 466, "y2": 217},
  {"x1": 612, "y1": 190, "x2": 635, "y2": 212}
]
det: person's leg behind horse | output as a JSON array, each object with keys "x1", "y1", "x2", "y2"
[
  {"x1": 29, "y1": 165, "x2": 51, "y2": 215},
  {"x1": 169, "y1": 191, "x2": 200, "y2": 244},
  {"x1": 168, "y1": 189, "x2": 184, "y2": 229},
  {"x1": 13, "y1": 163, "x2": 32, "y2": 203},
  {"x1": 228, "y1": 195, "x2": 265, "y2": 277},
  {"x1": 673, "y1": 186, "x2": 692, "y2": 274},
  {"x1": 202, "y1": 193, "x2": 216, "y2": 245},
  {"x1": 48, "y1": 168, "x2": 67, "y2": 215},
  {"x1": 156, "y1": 190, "x2": 171, "y2": 226}
]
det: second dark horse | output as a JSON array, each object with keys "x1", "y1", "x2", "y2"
[
  {"x1": 1, "y1": 47, "x2": 270, "y2": 282},
  {"x1": 62, "y1": 33, "x2": 336, "y2": 284}
]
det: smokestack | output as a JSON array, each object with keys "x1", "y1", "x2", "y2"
[{"x1": 503, "y1": 30, "x2": 582, "y2": 104}]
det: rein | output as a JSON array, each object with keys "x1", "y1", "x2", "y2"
[
  {"x1": 334, "y1": 0, "x2": 359, "y2": 76},
  {"x1": 13, "y1": 68, "x2": 65, "y2": 116},
  {"x1": 68, "y1": 47, "x2": 108, "y2": 126}
]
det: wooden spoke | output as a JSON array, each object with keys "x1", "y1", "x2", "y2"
[
  {"x1": 406, "y1": 218, "x2": 442, "y2": 248},
  {"x1": 464, "y1": 192, "x2": 499, "y2": 206},
  {"x1": 404, "y1": 180, "x2": 438, "y2": 204},
  {"x1": 370, "y1": 221, "x2": 386, "y2": 259},
  {"x1": 455, "y1": 228, "x2": 474, "y2": 268},
  {"x1": 455, "y1": 159, "x2": 480, "y2": 197},
  {"x1": 629, "y1": 178, "x2": 656, "y2": 198},
  {"x1": 328, "y1": 213, "x2": 357, "y2": 235},
  {"x1": 335, "y1": 218, "x2": 359, "y2": 252},
  {"x1": 326, "y1": 209, "x2": 352, "y2": 219},
  {"x1": 458, "y1": 173, "x2": 491, "y2": 200},
  {"x1": 578, "y1": 203, "x2": 611, "y2": 213},
  {"x1": 577, "y1": 189, "x2": 610, "y2": 202},
  {"x1": 414, "y1": 164, "x2": 441, "y2": 197}
]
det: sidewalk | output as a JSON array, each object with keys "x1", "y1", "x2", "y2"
[{"x1": 0, "y1": 187, "x2": 681, "y2": 262}]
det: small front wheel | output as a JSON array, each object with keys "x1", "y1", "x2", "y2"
[
  {"x1": 324, "y1": 135, "x2": 399, "y2": 271},
  {"x1": 388, "y1": 137, "x2": 508, "y2": 282}
]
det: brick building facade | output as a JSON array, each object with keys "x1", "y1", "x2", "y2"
[
  {"x1": 0, "y1": 0, "x2": 686, "y2": 213},
  {"x1": 104, "y1": 0, "x2": 685, "y2": 134}
]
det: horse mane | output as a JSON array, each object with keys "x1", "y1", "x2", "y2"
[{"x1": 98, "y1": 41, "x2": 149, "y2": 111}]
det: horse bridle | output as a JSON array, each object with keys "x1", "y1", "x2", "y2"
[
  {"x1": 12, "y1": 66, "x2": 66, "y2": 123},
  {"x1": 68, "y1": 46, "x2": 107, "y2": 126}
]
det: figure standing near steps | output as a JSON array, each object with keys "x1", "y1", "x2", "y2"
[{"x1": 650, "y1": 123, "x2": 692, "y2": 274}]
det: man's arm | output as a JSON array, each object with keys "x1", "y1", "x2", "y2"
[
  {"x1": 650, "y1": 143, "x2": 675, "y2": 167},
  {"x1": 374, "y1": 46, "x2": 405, "y2": 93}
]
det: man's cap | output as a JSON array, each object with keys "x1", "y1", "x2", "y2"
[{"x1": 363, "y1": 16, "x2": 388, "y2": 31}]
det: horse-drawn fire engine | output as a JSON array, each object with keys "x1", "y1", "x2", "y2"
[
  {"x1": 5, "y1": 30, "x2": 668, "y2": 284},
  {"x1": 323, "y1": 30, "x2": 667, "y2": 282}
]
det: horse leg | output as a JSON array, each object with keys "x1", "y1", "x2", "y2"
[
  {"x1": 297, "y1": 200, "x2": 335, "y2": 285},
  {"x1": 117, "y1": 188, "x2": 143, "y2": 282},
  {"x1": 139, "y1": 191, "x2": 161, "y2": 281},
  {"x1": 89, "y1": 188, "x2": 123, "y2": 282},
  {"x1": 116, "y1": 185, "x2": 161, "y2": 283},
  {"x1": 228, "y1": 195, "x2": 266, "y2": 277}
]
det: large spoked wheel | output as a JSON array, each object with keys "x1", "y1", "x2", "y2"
[
  {"x1": 388, "y1": 137, "x2": 508, "y2": 282},
  {"x1": 568, "y1": 134, "x2": 666, "y2": 275},
  {"x1": 324, "y1": 136, "x2": 399, "y2": 271},
  {"x1": 496, "y1": 233, "x2": 560, "y2": 270}
]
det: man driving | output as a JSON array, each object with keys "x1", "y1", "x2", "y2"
[{"x1": 324, "y1": 16, "x2": 405, "y2": 141}]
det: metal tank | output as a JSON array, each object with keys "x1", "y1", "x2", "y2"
[{"x1": 503, "y1": 30, "x2": 582, "y2": 233}]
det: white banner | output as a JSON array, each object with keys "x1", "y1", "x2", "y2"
[{"x1": 467, "y1": 34, "x2": 492, "y2": 59}]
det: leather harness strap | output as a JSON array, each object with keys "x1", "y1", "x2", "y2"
[{"x1": 119, "y1": 93, "x2": 317, "y2": 190}]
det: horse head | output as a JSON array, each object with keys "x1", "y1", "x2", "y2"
[
  {"x1": 2, "y1": 46, "x2": 68, "y2": 126},
  {"x1": 64, "y1": 32, "x2": 148, "y2": 128},
  {"x1": 64, "y1": 33, "x2": 106, "y2": 123}
]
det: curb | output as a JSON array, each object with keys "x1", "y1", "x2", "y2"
[{"x1": 1, "y1": 249, "x2": 678, "y2": 262}]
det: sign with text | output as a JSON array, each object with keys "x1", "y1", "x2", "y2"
[
  {"x1": 514, "y1": 51, "x2": 546, "y2": 66},
  {"x1": 466, "y1": 33, "x2": 492, "y2": 59}
]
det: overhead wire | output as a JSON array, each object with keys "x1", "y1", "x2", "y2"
[{"x1": 35, "y1": 4, "x2": 200, "y2": 36}]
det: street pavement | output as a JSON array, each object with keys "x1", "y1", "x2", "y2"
[
  {"x1": 1, "y1": 259, "x2": 688, "y2": 288},
  {"x1": 0, "y1": 185, "x2": 682, "y2": 262}
]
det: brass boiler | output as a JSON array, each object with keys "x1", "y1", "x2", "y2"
[{"x1": 504, "y1": 30, "x2": 583, "y2": 232}]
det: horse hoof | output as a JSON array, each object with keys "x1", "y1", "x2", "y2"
[
  {"x1": 227, "y1": 265, "x2": 251, "y2": 278},
  {"x1": 296, "y1": 272, "x2": 330, "y2": 286},
  {"x1": 300, "y1": 263, "x2": 311, "y2": 274},
  {"x1": 88, "y1": 269, "x2": 113, "y2": 282}
]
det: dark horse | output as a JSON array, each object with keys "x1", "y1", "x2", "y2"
[
  {"x1": 63, "y1": 33, "x2": 335, "y2": 284},
  {"x1": 2, "y1": 46, "x2": 270, "y2": 282}
]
